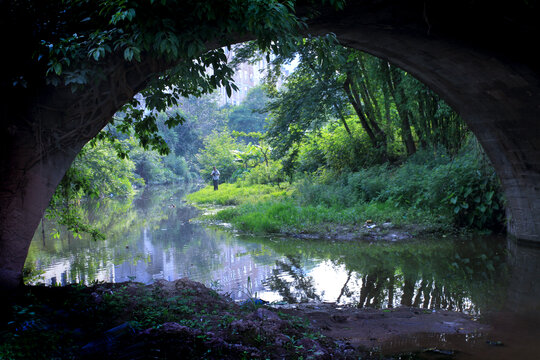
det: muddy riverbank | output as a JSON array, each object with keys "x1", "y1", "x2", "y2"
[{"x1": 1, "y1": 279, "x2": 490, "y2": 359}]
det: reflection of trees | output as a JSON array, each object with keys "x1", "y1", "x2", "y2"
[
  {"x1": 336, "y1": 269, "x2": 353, "y2": 303},
  {"x1": 27, "y1": 196, "x2": 141, "y2": 284},
  {"x1": 357, "y1": 269, "x2": 394, "y2": 308},
  {"x1": 243, "y1": 235, "x2": 509, "y2": 314},
  {"x1": 353, "y1": 266, "x2": 492, "y2": 312},
  {"x1": 265, "y1": 255, "x2": 320, "y2": 303},
  {"x1": 26, "y1": 186, "x2": 195, "y2": 284},
  {"x1": 402, "y1": 278, "x2": 457, "y2": 311}
]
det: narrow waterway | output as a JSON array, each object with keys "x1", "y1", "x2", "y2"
[{"x1": 27, "y1": 186, "x2": 540, "y2": 359}]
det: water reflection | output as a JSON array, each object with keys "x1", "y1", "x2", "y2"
[
  {"x1": 251, "y1": 235, "x2": 510, "y2": 316},
  {"x1": 27, "y1": 186, "x2": 530, "y2": 318},
  {"x1": 26, "y1": 186, "x2": 540, "y2": 358},
  {"x1": 505, "y1": 238, "x2": 540, "y2": 316},
  {"x1": 265, "y1": 255, "x2": 321, "y2": 303},
  {"x1": 27, "y1": 187, "x2": 281, "y2": 299}
]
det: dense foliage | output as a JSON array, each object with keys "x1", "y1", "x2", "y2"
[
  {"x1": 186, "y1": 39, "x2": 505, "y2": 232},
  {"x1": 189, "y1": 140, "x2": 505, "y2": 235},
  {"x1": 49, "y1": 26, "x2": 504, "y2": 238}
]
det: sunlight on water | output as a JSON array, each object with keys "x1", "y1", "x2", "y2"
[
  {"x1": 26, "y1": 186, "x2": 540, "y2": 359},
  {"x1": 28, "y1": 186, "x2": 507, "y2": 310}
]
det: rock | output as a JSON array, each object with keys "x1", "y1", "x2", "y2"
[
  {"x1": 274, "y1": 334, "x2": 291, "y2": 347},
  {"x1": 253, "y1": 307, "x2": 281, "y2": 322},
  {"x1": 296, "y1": 337, "x2": 328, "y2": 358}
]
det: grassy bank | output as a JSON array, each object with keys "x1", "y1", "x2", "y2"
[
  {"x1": 212, "y1": 199, "x2": 445, "y2": 234},
  {"x1": 187, "y1": 147, "x2": 505, "y2": 237},
  {"x1": 187, "y1": 183, "x2": 451, "y2": 236},
  {"x1": 186, "y1": 183, "x2": 290, "y2": 206}
]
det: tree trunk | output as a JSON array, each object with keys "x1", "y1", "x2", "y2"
[
  {"x1": 334, "y1": 102, "x2": 353, "y2": 137},
  {"x1": 385, "y1": 65, "x2": 417, "y2": 156},
  {"x1": 343, "y1": 74, "x2": 378, "y2": 147},
  {"x1": 336, "y1": 269, "x2": 352, "y2": 303}
]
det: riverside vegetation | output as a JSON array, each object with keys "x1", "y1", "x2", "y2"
[
  {"x1": 187, "y1": 139, "x2": 504, "y2": 237},
  {"x1": 186, "y1": 36, "x2": 504, "y2": 237},
  {"x1": 7, "y1": 28, "x2": 507, "y2": 359}
]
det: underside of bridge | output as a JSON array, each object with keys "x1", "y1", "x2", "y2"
[{"x1": 1, "y1": 0, "x2": 539, "y2": 289}]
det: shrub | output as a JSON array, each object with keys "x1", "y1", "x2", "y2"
[
  {"x1": 196, "y1": 129, "x2": 245, "y2": 183},
  {"x1": 291, "y1": 140, "x2": 505, "y2": 230},
  {"x1": 384, "y1": 143, "x2": 505, "y2": 229},
  {"x1": 243, "y1": 160, "x2": 284, "y2": 185}
]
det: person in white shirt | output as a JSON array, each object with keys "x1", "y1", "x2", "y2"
[{"x1": 211, "y1": 166, "x2": 220, "y2": 190}]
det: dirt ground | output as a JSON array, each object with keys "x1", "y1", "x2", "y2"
[
  {"x1": 3, "y1": 279, "x2": 491, "y2": 359},
  {"x1": 278, "y1": 303, "x2": 488, "y2": 352}
]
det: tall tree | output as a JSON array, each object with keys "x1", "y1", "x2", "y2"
[{"x1": 253, "y1": 35, "x2": 467, "y2": 171}]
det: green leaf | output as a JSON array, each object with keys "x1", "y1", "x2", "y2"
[
  {"x1": 53, "y1": 63, "x2": 62, "y2": 75},
  {"x1": 124, "y1": 48, "x2": 133, "y2": 61}
]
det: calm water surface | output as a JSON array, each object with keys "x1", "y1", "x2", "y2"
[{"x1": 27, "y1": 186, "x2": 540, "y2": 359}]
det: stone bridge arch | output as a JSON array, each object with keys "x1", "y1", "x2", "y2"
[{"x1": 1, "y1": 1, "x2": 539, "y2": 289}]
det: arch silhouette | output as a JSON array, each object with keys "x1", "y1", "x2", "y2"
[{"x1": 1, "y1": 1, "x2": 539, "y2": 289}]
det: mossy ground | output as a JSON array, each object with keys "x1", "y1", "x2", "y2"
[{"x1": 0, "y1": 279, "x2": 364, "y2": 360}]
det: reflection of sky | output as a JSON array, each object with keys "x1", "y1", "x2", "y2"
[
  {"x1": 29, "y1": 215, "x2": 478, "y2": 308},
  {"x1": 310, "y1": 261, "x2": 352, "y2": 302},
  {"x1": 32, "y1": 222, "x2": 284, "y2": 300},
  {"x1": 27, "y1": 189, "x2": 502, "y2": 312}
]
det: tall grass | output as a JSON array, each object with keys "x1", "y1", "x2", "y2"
[
  {"x1": 186, "y1": 183, "x2": 290, "y2": 206},
  {"x1": 188, "y1": 139, "x2": 504, "y2": 235},
  {"x1": 292, "y1": 141, "x2": 504, "y2": 231}
]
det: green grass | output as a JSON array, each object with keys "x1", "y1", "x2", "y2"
[
  {"x1": 186, "y1": 183, "x2": 290, "y2": 206},
  {"x1": 188, "y1": 183, "x2": 451, "y2": 235},
  {"x1": 217, "y1": 200, "x2": 449, "y2": 234}
]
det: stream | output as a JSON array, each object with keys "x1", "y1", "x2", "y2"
[{"x1": 26, "y1": 186, "x2": 540, "y2": 359}]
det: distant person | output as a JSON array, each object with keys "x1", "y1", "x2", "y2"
[{"x1": 211, "y1": 166, "x2": 220, "y2": 190}]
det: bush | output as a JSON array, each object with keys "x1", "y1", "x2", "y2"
[
  {"x1": 243, "y1": 160, "x2": 285, "y2": 185},
  {"x1": 196, "y1": 129, "x2": 245, "y2": 183},
  {"x1": 296, "y1": 122, "x2": 385, "y2": 174},
  {"x1": 374, "y1": 143, "x2": 504, "y2": 230},
  {"x1": 291, "y1": 140, "x2": 505, "y2": 231},
  {"x1": 427, "y1": 147, "x2": 505, "y2": 229},
  {"x1": 163, "y1": 154, "x2": 192, "y2": 182}
]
